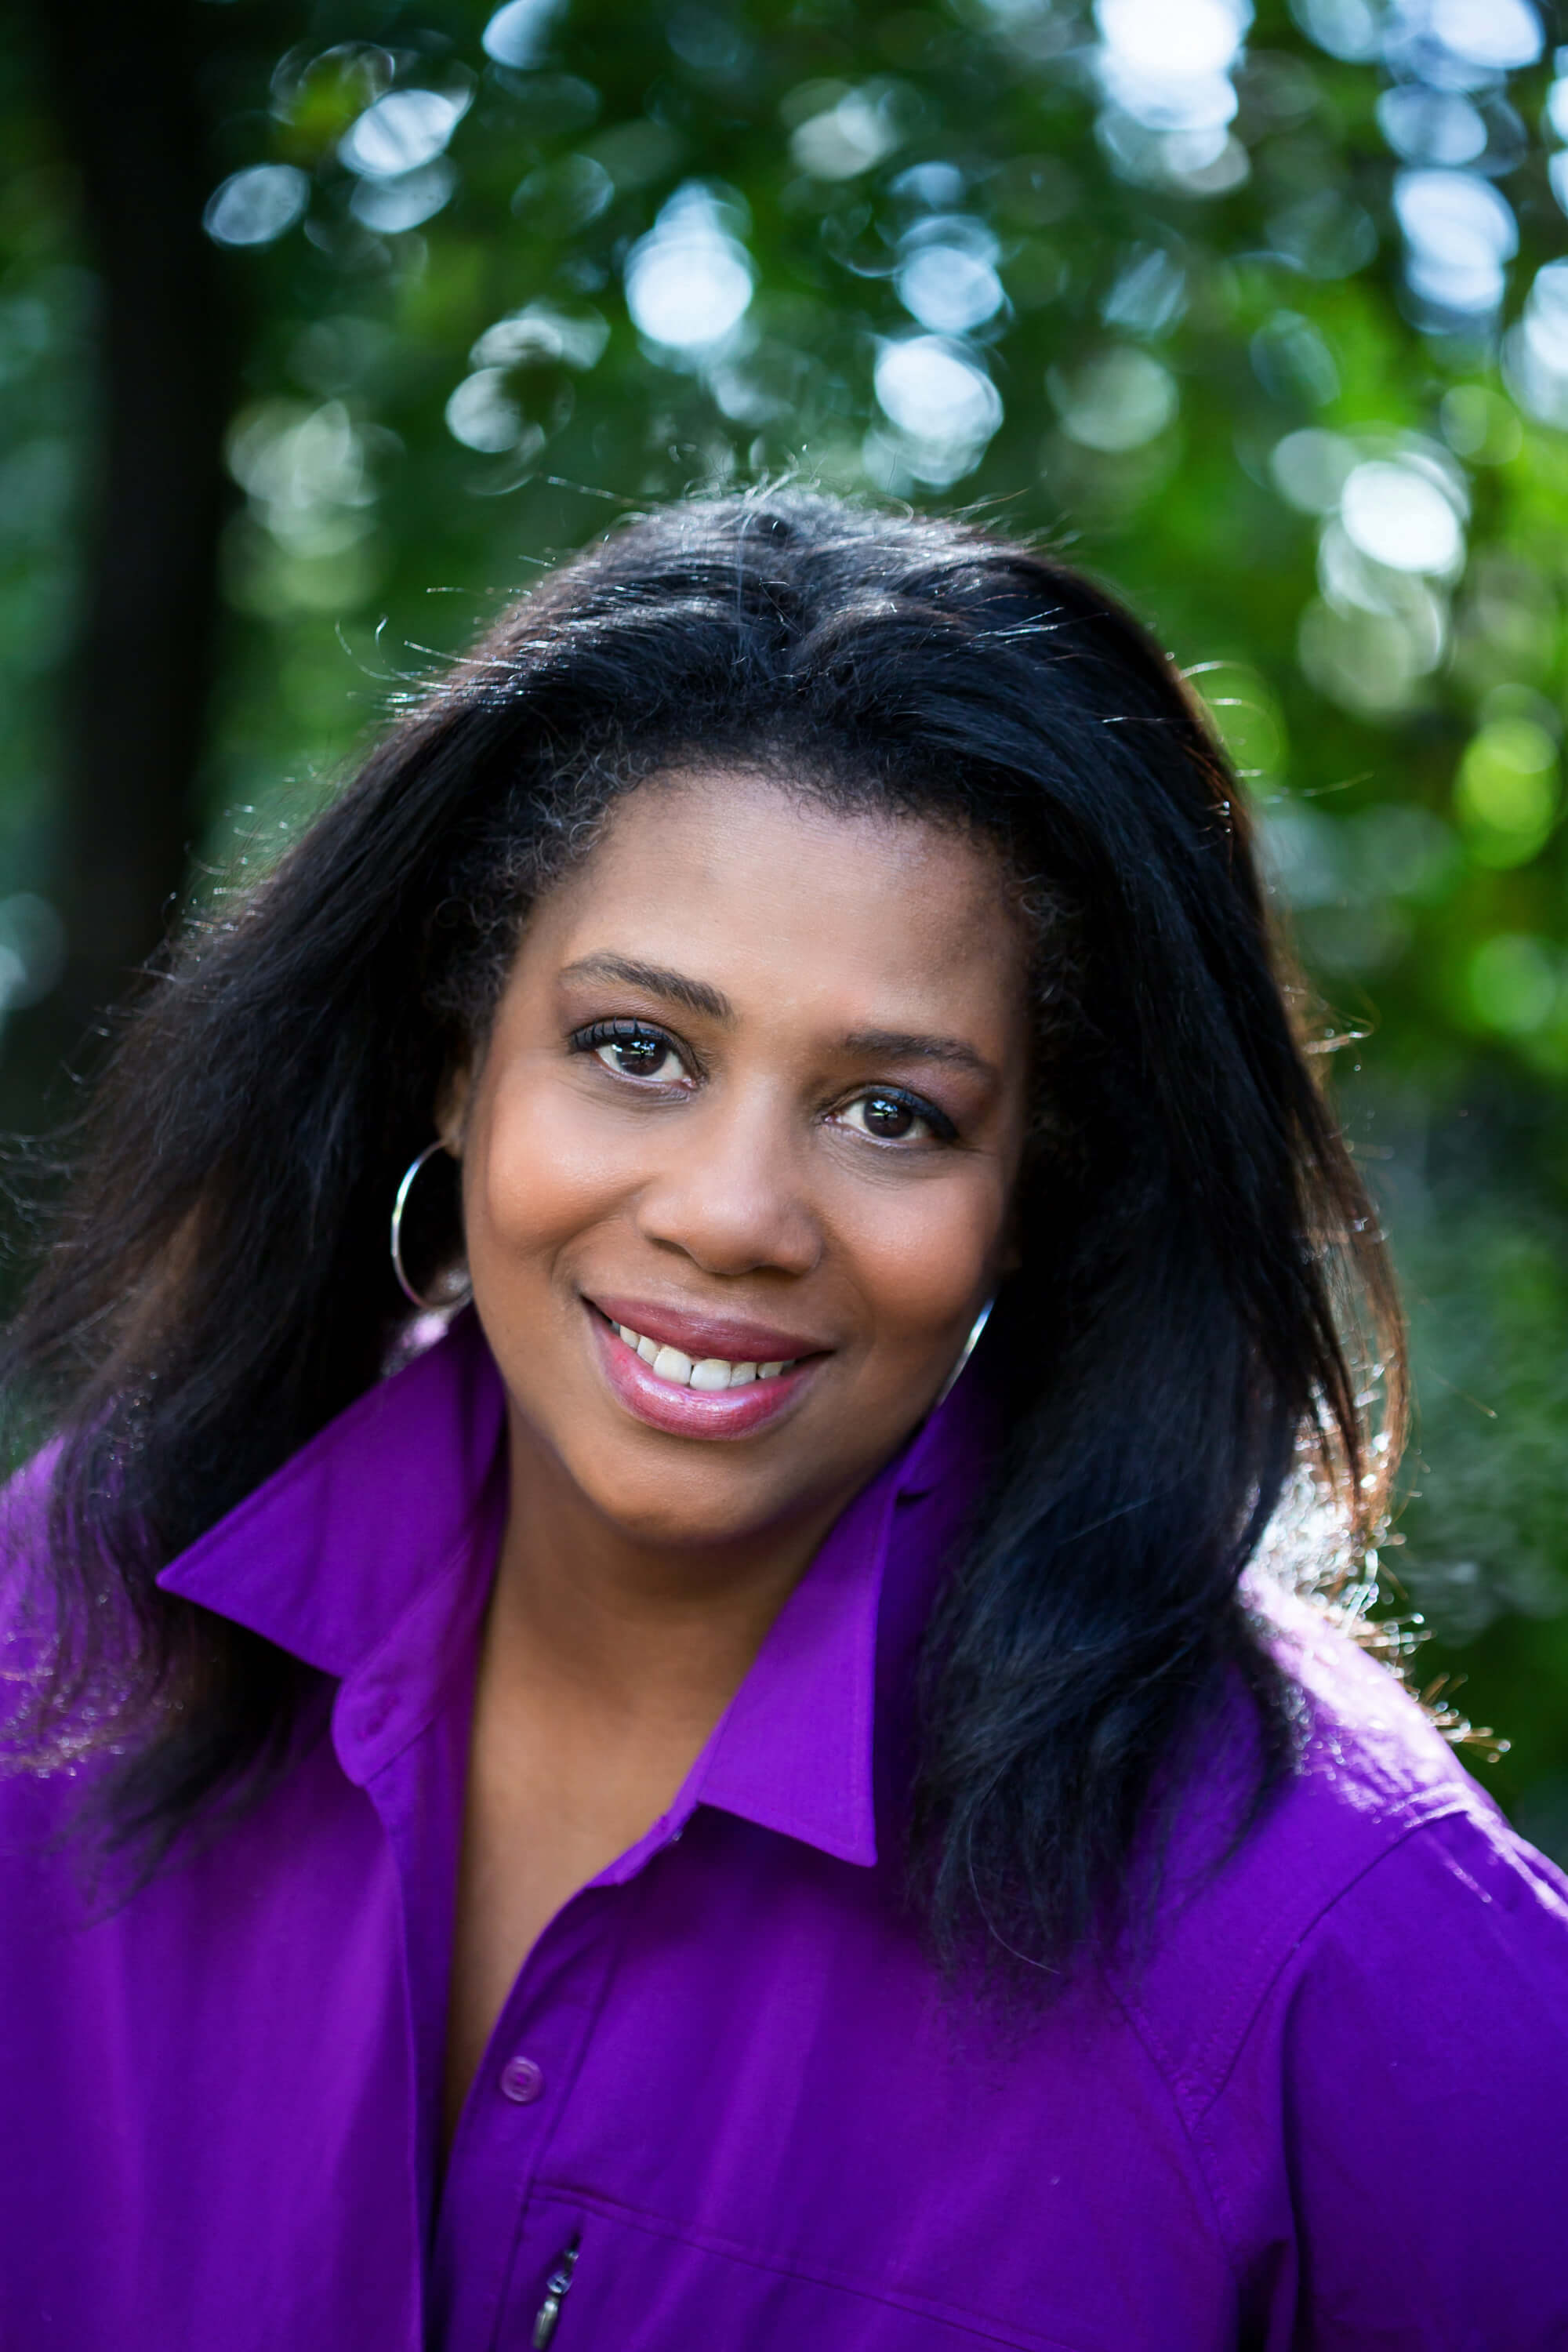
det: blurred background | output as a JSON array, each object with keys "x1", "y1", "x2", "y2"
[{"x1": 1, "y1": 0, "x2": 1566, "y2": 1847}]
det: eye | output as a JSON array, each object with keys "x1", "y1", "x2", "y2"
[
  {"x1": 575, "y1": 1018, "x2": 691, "y2": 1085},
  {"x1": 835, "y1": 1089, "x2": 953, "y2": 1145}
]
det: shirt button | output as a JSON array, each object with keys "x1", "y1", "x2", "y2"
[{"x1": 499, "y1": 2054, "x2": 544, "y2": 2104}]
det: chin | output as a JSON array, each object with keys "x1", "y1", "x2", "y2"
[{"x1": 572, "y1": 1461, "x2": 806, "y2": 1555}]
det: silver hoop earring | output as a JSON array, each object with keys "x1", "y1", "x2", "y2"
[
  {"x1": 390, "y1": 1142, "x2": 474, "y2": 1313},
  {"x1": 934, "y1": 1295, "x2": 995, "y2": 1410}
]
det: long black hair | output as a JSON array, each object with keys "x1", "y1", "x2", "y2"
[{"x1": 1, "y1": 489, "x2": 1401, "y2": 1963}]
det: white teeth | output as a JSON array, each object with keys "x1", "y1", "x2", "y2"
[{"x1": 610, "y1": 1316, "x2": 797, "y2": 1390}]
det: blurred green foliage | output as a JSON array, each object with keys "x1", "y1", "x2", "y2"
[{"x1": 1, "y1": 0, "x2": 1566, "y2": 1838}]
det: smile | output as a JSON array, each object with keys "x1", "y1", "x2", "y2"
[
  {"x1": 586, "y1": 1299, "x2": 825, "y2": 1440},
  {"x1": 610, "y1": 1319, "x2": 798, "y2": 1392}
]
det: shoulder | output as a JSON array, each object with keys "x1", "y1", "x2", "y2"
[
  {"x1": 1113, "y1": 1588, "x2": 1568, "y2": 2337},
  {"x1": 1125, "y1": 1584, "x2": 1568, "y2": 2084}
]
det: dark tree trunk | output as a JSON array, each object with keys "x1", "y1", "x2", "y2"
[{"x1": 9, "y1": 0, "x2": 238, "y2": 1122}]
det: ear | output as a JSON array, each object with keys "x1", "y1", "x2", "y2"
[{"x1": 434, "y1": 1058, "x2": 471, "y2": 1156}]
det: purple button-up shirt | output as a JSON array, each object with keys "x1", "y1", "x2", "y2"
[{"x1": 2, "y1": 1312, "x2": 1566, "y2": 2349}]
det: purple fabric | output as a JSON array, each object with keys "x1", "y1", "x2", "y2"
[{"x1": 2, "y1": 1311, "x2": 1566, "y2": 2350}]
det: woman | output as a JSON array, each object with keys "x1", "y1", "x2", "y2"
[{"x1": 1, "y1": 492, "x2": 1563, "y2": 2350}]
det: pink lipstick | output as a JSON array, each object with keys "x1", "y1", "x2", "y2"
[{"x1": 585, "y1": 1296, "x2": 829, "y2": 1440}]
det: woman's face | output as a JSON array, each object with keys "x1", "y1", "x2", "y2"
[{"x1": 452, "y1": 771, "x2": 1033, "y2": 1555}]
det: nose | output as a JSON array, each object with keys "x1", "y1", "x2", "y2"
[{"x1": 633, "y1": 1081, "x2": 822, "y2": 1279}]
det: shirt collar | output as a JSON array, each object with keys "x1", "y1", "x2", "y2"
[
  {"x1": 158, "y1": 1311, "x2": 507, "y2": 1678},
  {"x1": 158, "y1": 1309, "x2": 989, "y2": 1869}
]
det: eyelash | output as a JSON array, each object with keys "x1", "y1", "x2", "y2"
[
  {"x1": 572, "y1": 1018, "x2": 695, "y2": 1084},
  {"x1": 567, "y1": 1019, "x2": 959, "y2": 1146}
]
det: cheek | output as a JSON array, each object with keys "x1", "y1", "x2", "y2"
[
  {"x1": 832, "y1": 1171, "x2": 1008, "y2": 1352},
  {"x1": 464, "y1": 1069, "x2": 630, "y2": 1272}
]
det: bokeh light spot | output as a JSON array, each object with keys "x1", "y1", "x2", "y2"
[
  {"x1": 1189, "y1": 660, "x2": 1288, "y2": 778},
  {"x1": 1049, "y1": 346, "x2": 1178, "y2": 450},
  {"x1": 1096, "y1": 0, "x2": 1250, "y2": 80},
  {"x1": 1266, "y1": 188, "x2": 1379, "y2": 278},
  {"x1": 872, "y1": 335, "x2": 1003, "y2": 481},
  {"x1": 445, "y1": 369, "x2": 526, "y2": 452},
  {"x1": 1271, "y1": 427, "x2": 1359, "y2": 513},
  {"x1": 1377, "y1": 85, "x2": 1486, "y2": 165},
  {"x1": 1341, "y1": 459, "x2": 1465, "y2": 575},
  {"x1": 203, "y1": 165, "x2": 310, "y2": 249},
  {"x1": 789, "y1": 85, "x2": 908, "y2": 179},
  {"x1": 481, "y1": 0, "x2": 567, "y2": 69},
  {"x1": 1468, "y1": 934, "x2": 1559, "y2": 1033},
  {"x1": 1440, "y1": 383, "x2": 1524, "y2": 463},
  {"x1": 624, "y1": 184, "x2": 754, "y2": 356},
  {"x1": 1454, "y1": 717, "x2": 1560, "y2": 865},
  {"x1": 339, "y1": 89, "x2": 470, "y2": 180},
  {"x1": 0, "y1": 895, "x2": 65, "y2": 1012},
  {"x1": 349, "y1": 158, "x2": 457, "y2": 234},
  {"x1": 896, "y1": 220, "x2": 1006, "y2": 333},
  {"x1": 1504, "y1": 259, "x2": 1568, "y2": 427},
  {"x1": 470, "y1": 301, "x2": 609, "y2": 372},
  {"x1": 1426, "y1": 0, "x2": 1544, "y2": 75},
  {"x1": 1290, "y1": 0, "x2": 1382, "y2": 60},
  {"x1": 1394, "y1": 167, "x2": 1516, "y2": 317}
]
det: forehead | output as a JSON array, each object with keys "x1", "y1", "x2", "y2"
[{"x1": 534, "y1": 769, "x2": 1028, "y2": 1021}]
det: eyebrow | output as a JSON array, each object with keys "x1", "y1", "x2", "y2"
[
  {"x1": 558, "y1": 956, "x2": 994, "y2": 1080},
  {"x1": 557, "y1": 954, "x2": 734, "y2": 1022},
  {"x1": 840, "y1": 1028, "x2": 994, "y2": 1080}
]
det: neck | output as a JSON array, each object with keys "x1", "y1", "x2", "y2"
[{"x1": 487, "y1": 1404, "x2": 851, "y2": 1734}]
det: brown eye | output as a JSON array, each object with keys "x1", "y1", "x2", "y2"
[
  {"x1": 600, "y1": 1033, "x2": 672, "y2": 1078},
  {"x1": 579, "y1": 1020, "x2": 691, "y2": 1083},
  {"x1": 838, "y1": 1091, "x2": 937, "y2": 1143},
  {"x1": 863, "y1": 1094, "x2": 915, "y2": 1138}
]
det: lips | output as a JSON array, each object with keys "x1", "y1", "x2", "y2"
[
  {"x1": 585, "y1": 1296, "x2": 829, "y2": 1441},
  {"x1": 590, "y1": 1295, "x2": 827, "y2": 1369}
]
